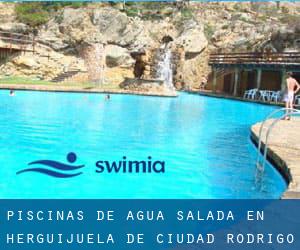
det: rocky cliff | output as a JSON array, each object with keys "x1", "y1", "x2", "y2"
[{"x1": 0, "y1": 2, "x2": 299, "y2": 89}]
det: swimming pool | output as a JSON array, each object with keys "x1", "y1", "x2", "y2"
[{"x1": 0, "y1": 90, "x2": 286, "y2": 198}]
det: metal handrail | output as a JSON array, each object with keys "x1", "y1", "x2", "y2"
[
  {"x1": 256, "y1": 108, "x2": 300, "y2": 171},
  {"x1": 261, "y1": 110, "x2": 300, "y2": 170},
  {"x1": 0, "y1": 36, "x2": 32, "y2": 44},
  {"x1": 0, "y1": 29, "x2": 37, "y2": 53},
  {"x1": 0, "y1": 30, "x2": 32, "y2": 38}
]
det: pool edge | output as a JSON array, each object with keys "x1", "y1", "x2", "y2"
[
  {"x1": 250, "y1": 122, "x2": 300, "y2": 199},
  {"x1": 0, "y1": 84, "x2": 178, "y2": 98},
  {"x1": 184, "y1": 90, "x2": 285, "y2": 107}
]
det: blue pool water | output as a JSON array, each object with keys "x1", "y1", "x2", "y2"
[{"x1": 0, "y1": 90, "x2": 286, "y2": 198}]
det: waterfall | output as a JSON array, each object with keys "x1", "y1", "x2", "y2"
[{"x1": 157, "y1": 46, "x2": 175, "y2": 91}]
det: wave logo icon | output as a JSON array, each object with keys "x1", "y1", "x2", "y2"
[{"x1": 16, "y1": 152, "x2": 85, "y2": 178}]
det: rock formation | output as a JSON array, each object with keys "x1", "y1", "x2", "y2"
[{"x1": 0, "y1": 2, "x2": 299, "y2": 90}]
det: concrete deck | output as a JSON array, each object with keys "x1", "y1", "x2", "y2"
[
  {"x1": 187, "y1": 90, "x2": 286, "y2": 107},
  {"x1": 251, "y1": 118, "x2": 300, "y2": 199},
  {"x1": 0, "y1": 84, "x2": 178, "y2": 97}
]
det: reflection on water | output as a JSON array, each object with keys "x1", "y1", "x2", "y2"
[{"x1": 0, "y1": 91, "x2": 286, "y2": 198}]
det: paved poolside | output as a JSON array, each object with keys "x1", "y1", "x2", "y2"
[
  {"x1": 187, "y1": 90, "x2": 287, "y2": 107},
  {"x1": 251, "y1": 118, "x2": 300, "y2": 199},
  {"x1": 0, "y1": 84, "x2": 178, "y2": 97}
]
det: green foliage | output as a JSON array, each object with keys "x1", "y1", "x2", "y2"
[
  {"x1": 180, "y1": 8, "x2": 193, "y2": 20},
  {"x1": 15, "y1": 2, "x2": 88, "y2": 27},
  {"x1": 257, "y1": 15, "x2": 268, "y2": 22},
  {"x1": 239, "y1": 16, "x2": 257, "y2": 25},
  {"x1": 279, "y1": 14, "x2": 300, "y2": 26},
  {"x1": 124, "y1": 8, "x2": 140, "y2": 18},
  {"x1": 221, "y1": 24, "x2": 229, "y2": 30},
  {"x1": 233, "y1": 3, "x2": 248, "y2": 13},
  {"x1": 204, "y1": 23, "x2": 215, "y2": 41},
  {"x1": 123, "y1": 2, "x2": 176, "y2": 20},
  {"x1": 43, "y1": 2, "x2": 87, "y2": 11},
  {"x1": 0, "y1": 76, "x2": 95, "y2": 88},
  {"x1": 15, "y1": 3, "x2": 50, "y2": 27},
  {"x1": 0, "y1": 76, "x2": 53, "y2": 85},
  {"x1": 281, "y1": 6, "x2": 289, "y2": 14}
]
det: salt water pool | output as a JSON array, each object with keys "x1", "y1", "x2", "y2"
[{"x1": 0, "y1": 90, "x2": 286, "y2": 198}]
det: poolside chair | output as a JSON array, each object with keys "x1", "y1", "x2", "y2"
[
  {"x1": 259, "y1": 90, "x2": 272, "y2": 102},
  {"x1": 295, "y1": 95, "x2": 300, "y2": 105},
  {"x1": 270, "y1": 91, "x2": 282, "y2": 103},
  {"x1": 249, "y1": 88, "x2": 258, "y2": 99},
  {"x1": 258, "y1": 90, "x2": 267, "y2": 101},
  {"x1": 243, "y1": 90, "x2": 251, "y2": 99},
  {"x1": 243, "y1": 88, "x2": 258, "y2": 100}
]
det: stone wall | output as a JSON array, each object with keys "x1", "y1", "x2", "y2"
[{"x1": 79, "y1": 43, "x2": 105, "y2": 84}]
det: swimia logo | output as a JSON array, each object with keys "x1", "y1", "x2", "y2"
[
  {"x1": 16, "y1": 153, "x2": 85, "y2": 178},
  {"x1": 16, "y1": 153, "x2": 165, "y2": 178}
]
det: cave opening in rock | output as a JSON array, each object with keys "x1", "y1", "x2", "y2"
[
  {"x1": 161, "y1": 35, "x2": 174, "y2": 45},
  {"x1": 131, "y1": 51, "x2": 147, "y2": 79}
]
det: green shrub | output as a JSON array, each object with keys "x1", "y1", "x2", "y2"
[
  {"x1": 123, "y1": 2, "x2": 176, "y2": 20},
  {"x1": 221, "y1": 24, "x2": 229, "y2": 30},
  {"x1": 41, "y1": 2, "x2": 87, "y2": 11},
  {"x1": 233, "y1": 3, "x2": 244, "y2": 12},
  {"x1": 180, "y1": 8, "x2": 193, "y2": 19},
  {"x1": 124, "y1": 8, "x2": 140, "y2": 18},
  {"x1": 15, "y1": 2, "x2": 88, "y2": 27},
  {"x1": 15, "y1": 3, "x2": 50, "y2": 27},
  {"x1": 204, "y1": 23, "x2": 215, "y2": 40},
  {"x1": 279, "y1": 14, "x2": 300, "y2": 26},
  {"x1": 281, "y1": 6, "x2": 289, "y2": 14}
]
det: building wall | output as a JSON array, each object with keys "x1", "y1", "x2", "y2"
[
  {"x1": 207, "y1": 67, "x2": 283, "y2": 95},
  {"x1": 293, "y1": 72, "x2": 300, "y2": 84},
  {"x1": 260, "y1": 70, "x2": 281, "y2": 90},
  {"x1": 239, "y1": 71, "x2": 248, "y2": 96},
  {"x1": 223, "y1": 73, "x2": 233, "y2": 94},
  {"x1": 206, "y1": 72, "x2": 224, "y2": 91},
  {"x1": 216, "y1": 74, "x2": 224, "y2": 92},
  {"x1": 218, "y1": 70, "x2": 249, "y2": 96}
]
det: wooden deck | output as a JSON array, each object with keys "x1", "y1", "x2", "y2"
[
  {"x1": 0, "y1": 30, "x2": 35, "y2": 59},
  {"x1": 209, "y1": 52, "x2": 300, "y2": 70}
]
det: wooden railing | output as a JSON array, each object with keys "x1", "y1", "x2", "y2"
[
  {"x1": 209, "y1": 52, "x2": 300, "y2": 65},
  {"x1": 0, "y1": 30, "x2": 35, "y2": 52}
]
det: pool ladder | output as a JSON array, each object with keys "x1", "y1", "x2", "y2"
[{"x1": 255, "y1": 108, "x2": 300, "y2": 185}]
